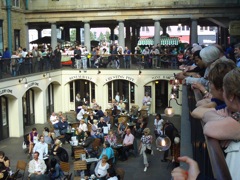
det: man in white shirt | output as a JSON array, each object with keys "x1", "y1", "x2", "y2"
[
  {"x1": 77, "y1": 105, "x2": 86, "y2": 121},
  {"x1": 50, "y1": 112, "x2": 59, "y2": 125},
  {"x1": 120, "y1": 128, "x2": 135, "y2": 161},
  {"x1": 28, "y1": 151, "x2": 47, "y2": 179},
  {"x1": 33, "y1": 135, "x2": 48, "y2": 160}
]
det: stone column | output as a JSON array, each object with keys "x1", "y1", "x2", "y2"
[
  {"x1": 65, "y1": 26, "x2": 70, "y2": 41},
  {"x1": 125, "y1": 25, "x2": 131, "y2": 50},
  {"x1": 110, "y1": 26, "x2": 116, "y2": 43},
  {"x1": 51, "y1": 22, "x2": 57, "y2": 49},
  {"x1": 76, "y1": 27, "x2": 81, "y2": 44},
  {"x1": 37, "y1": 28, "x2": 42, "y2": 40},
  {"x1": 25, "y1": 23, "x2": 29, "y2": 50},
  {"x1": 84, "y1": 21, "x2": 91, "y2": 51},
  {"x1": 118, "y1": 21, "x2": 125, "y2": 48},
  {"x1": 154, "y1": 19, "x2": 161, "y2": 46},
  {"x1": 190, "y1": 19, "x2": 198, "y2": 45}
]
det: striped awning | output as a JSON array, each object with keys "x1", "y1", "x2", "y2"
[
  {"x1": 137, "y1": 38, "x2": 154, "y2": 45},
  {"x1": 161, "y1": 37, "x2": 179, "y2": 46},
  {"x1": 138, "y1": 37, "x2": 179, "y2": 46}
]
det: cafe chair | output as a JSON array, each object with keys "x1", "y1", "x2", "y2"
[
  {"x1": 15, "y1": 160, "x2": 27, "y2": 180},
  {"x1": 73, "y1": 160, "x2": 87, "y2": 177},
  {"x1": 60, "y1": 161, "x2": 71, "y2": 179},
  {"x1": 116, "y1": 168, "x2": 125, "y2": 180},
  {"x1": 74, "y1": 149, "x2": 86, "y2": 160}
]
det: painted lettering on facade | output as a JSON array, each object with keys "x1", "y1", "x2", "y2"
[
  {"x1": 28, "y1": 82, "x2": 39, "y2": 88},
  {"x1": 69, "y1": 75, "x2": 93, "y2": 81},
  {"x1": 0, "y1": 89, "x2": 12, "y2": 95},
  {"x1": 152, "y1": 75, "x2": 172, "y2": 80},
  {"x1": 105, "y1": 75, "x2": 135, "y2": 83}
]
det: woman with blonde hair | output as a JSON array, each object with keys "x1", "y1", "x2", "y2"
[
  {"x1": 51, "y1": 139, "x2": 69, "y2": 162},
  {"x1": 94, "y1": 155, "x2": 109, "y2": 180},
  {"x1": 138, "y1": 128, "x2": 153, "y2": 172}
]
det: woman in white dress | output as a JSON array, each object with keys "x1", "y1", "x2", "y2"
[{"x1": 94, "y1": 155, "x2": 109, "y2": 180}]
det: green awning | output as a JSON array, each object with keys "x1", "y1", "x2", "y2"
[
  {"x1": 137, "y1": 38, "x2": 154, "y2": 45},
  {"x1": 161, "y1": 37, "x2": 179, "y2": 46},
  {"x1": 138, "y1": 37, "x2": 179, "y2": 46}
]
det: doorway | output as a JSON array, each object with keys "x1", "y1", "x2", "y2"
[
  {"x1": 0, "y1": 96, "x2": 9, "y2": 140},
  {"x1": 155, "y1": 80, "x2": 168, "y2": 114},
  {"x1": 22, "y1": 89, "x2": 35, "y2": 127}
]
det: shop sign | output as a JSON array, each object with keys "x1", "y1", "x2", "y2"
[
  {"x1": 0, "y1": 89, "x2": 12, "y2": 95},
  {"x1": 105, "y1": 75, "x2": 135, "y2": 83},
  {"x1": 151, "y1": 75, "x2": 172, "y2": 80},
  {"x1": 69, "y1": 75, "x2": 93, "y2": 81}
]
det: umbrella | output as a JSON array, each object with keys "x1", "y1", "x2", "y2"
[{"x1": 30, "y1": 36, "x2": 64, "y2": 44}]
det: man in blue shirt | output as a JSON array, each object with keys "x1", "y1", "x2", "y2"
[{"x1": 234, "y1": 43, "x2": 240, "y2": 67}]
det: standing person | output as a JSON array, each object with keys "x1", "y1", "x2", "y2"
[
  {"x1": 28, "y1": 128, "x2": 39, "y2": 157},
  {"x1": 0, "y1": 151, "x2": 10, "y2": 180},
  {"x1": 28, "y1": 152, "x2": 47, "y2": 180},
  {"x1": 2, "y1": 47, "x2": 11, "y2": 59},
  {"x1": 115, "y1": 92, "x2": 120, "y2": 103},
  {"x1": 82, "y1": 46, "x2": 89, "y2": 70},
  {"x1": 138, "y1": 128, "x2": 153, "y2": 172},
  {"x1": 53, "y1": 46, "x2": 62, "y2": 69},
  {"x1": 84, "y1": 92, "x2": 90, "y2": 106},
  {"x1": 74, "y1": 45, "x2": 82, "y2": 69},
  {"x1": 32, "y1": 46, "x2": 38, "y2": 73},
  {"x1": 142, "y1": 92, "x2": 151, "y2": 114},
  {"x1": 124, "y1": 46, "x2": 131, "y2": 69},
  {"x1": 154, "y1": 114, "x2": 164, "y2": 140},
  {"x1": 234, "y1": 43, "x2": 240, "y2": 67}
]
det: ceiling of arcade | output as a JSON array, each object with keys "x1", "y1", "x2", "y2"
[{"x1": 25, "y1": 6, "x2": 239, "y2": 29}]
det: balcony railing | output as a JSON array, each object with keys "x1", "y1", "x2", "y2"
[
  {"x1": 186, "y1": 85, "x2": 231, "y2": 179},
  {"x1": 0, "y1": 54, "x2": 179, "y2": 80}
]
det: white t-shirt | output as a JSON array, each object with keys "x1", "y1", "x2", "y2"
[
  {"x1": 78, "y1": 123, "x2": 88, "y2": 132},
  {"x1": 154, "y1": 118, "x2": 164, "y2": 134},
  {"x1": 77, "y1": 108, "x2": 85, "y2": 120},
  {"x1": 50, "y1": 115, "x2": 59, "y2": 124}
]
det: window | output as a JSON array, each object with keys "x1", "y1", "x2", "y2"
[
  {"x1": 205, "y1": 26, "x2": 208, "y2": 30},
  {"x1": 70, "y1": 81, "x2": 74, "y2": 102},
  {"x1": 200, "y1": 26, "x2": 203, "y2": 31},
  {"x1": 177, "y1": 26, "x2": 181, "y2": 31},
  {"x1": 12, "y1": 0, "x2": 20, "y2": 8},
  {"x1": 186, "y1": 26, "x2": 190, "y2": 31},
  {"x1": 209, "y1": 26, "x2": 215, "y2": 31},
  {"x1": 146, "y1": 27, "x2": 149, "y2": 32},
  {"x1": 167, "y1": 26, "x2": 171, "y2": 32},
  {"x1": 142, "y1": 27, "x2": 145, "y2": 31},
  {"x1": 181, "y1": 26, "x2": 185, "y2": 31}
]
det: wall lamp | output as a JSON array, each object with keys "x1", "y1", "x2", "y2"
[
  {"x1": 98, "y1": 69, "x2": 101, "y2": 74},
  {"x1": 43, "y1": 73, "x2": 51, "y2": 81},
  {"x1": 19, "y1": 77, "x2": 28, "y2": 88}
]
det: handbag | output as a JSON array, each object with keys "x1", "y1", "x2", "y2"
[
  {"x1": 22, "y1": 141, "x2": 27, "y2": 150},
  {"x1": 145, "y1": 147, "x2": 152, "y2": 154}
]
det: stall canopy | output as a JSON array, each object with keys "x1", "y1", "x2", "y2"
[
  {"x1": 30, "y1": 36, "x2": 64, "y2": 44},
  {"x1": 138, "y1": 37, "x2": 179, "y2": 46}
]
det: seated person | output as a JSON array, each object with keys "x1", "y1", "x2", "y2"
[
  {"x1": 49, "y1": 158, "x2": 64, "y2": 180},
  {"x1": 52, "y1": 139, "x2": 69, "y2": 162},
  {"x1": 77, "y1": 105, "x2": 87, "y2": 121},
  {"x1": 99, "y1": 142, "x2": 115, "y2": 164},
  {"x1": 119, "y1": 128, "x2": 135, "y2": 161},
  {"x1": 78, "y1": 119, "x2": 88, "y2": 134},
  {"x1": 107, "y1": 168, "x2": 118, "y2": 180},
  {"x1": 91, "y1": 120, "x2": 103, "y2": 140},
  {"x1": 112, "y1": 106, "x2": 120, "y2": 125},
  {"x1": 28, "y1": 128, "x2": 39, "y2": 156},
  {"x1": 92, "y1": 99, "x2": 99, "y2": 110},
  {"x1": 118, "y1": 100, "x2": 126, "y2": 112},
  {"x1": 105, "y1": 130, "x2": 117, "y2": 146},
  {"x1": 43, "y1": 127, "x2": 53, "y2": 145},
  {"x1": 117, "y1": 119, "x2": 128, "y2": 138},
  {"x1": 57, "y1": 117, "x2": 68, "y2": 135},
  {"x1": 98, "y1": 117, "x2": 108, "y2": 136},
  {"x1": 94, "y1": 155, "x2": 109, "y2": 180},
  {"x1": 103, "y1": 111, "x2": 110, "y2": 124},
  {"x1": 28, "y1": 152, "x2": 47, "y2": 180},
  {"x1": 83, "y1": 131, "x2": 95, "y2": 155},
  {"x1": 50, "y1": 112, "x2": 59, "y2": 129},
  {"x1": 33, "y1": 135, "x2": 48, "y2": 160},
  {"x1": 0, "y1": 151, "x2": 10, "y2": 179},
  {"x1": 87, "y1": 111, "x2": 96, "y2": 125},
  {"x1": 96, "y1": 106, "x2": 104, "y2": 119}
]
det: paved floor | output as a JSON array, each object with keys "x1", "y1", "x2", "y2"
[{"x1": 0, "y1": 114, "x2": 180, "y2": 179}]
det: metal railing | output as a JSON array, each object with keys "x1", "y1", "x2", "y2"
[
  {"x1": 0, "y1": 54, "x2": 179, "y2": 80},
  {"x1": 187, "y1": 85, "x2": 231, "y2": 179}
]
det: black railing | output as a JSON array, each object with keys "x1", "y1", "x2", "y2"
[
  {"x1": 0, "y1": 54, "x2": 179, "y2": 80},
  {"x1": 187, "y1": 85, "x2": 231, "y2": 179}
]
